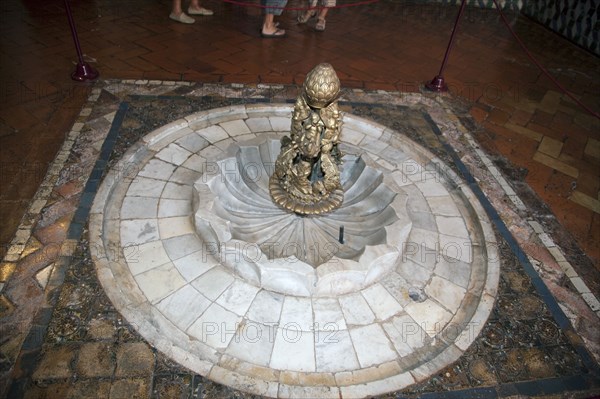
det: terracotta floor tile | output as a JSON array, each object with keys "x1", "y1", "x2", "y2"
[
  {"x1": 487, "y1": 108, "x2": 511, "y2": 125},
  {"x1": 577, "y1": 172, "x2": 600, "y2": 199}
]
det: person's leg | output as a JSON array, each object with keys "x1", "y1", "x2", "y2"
[
  {"x1": 262, "y1": 14, "x2": 285, "y2": 35},
  {"x1": 298, "y1": 0, "x2": 317, "y2": 23},
  {"x1": 170, "y1": 0, "x2": 195, "y2": 23},
  {"x1": 315, "y1": 0, "x2": 333, "y2": 30},
  {"x1": 317, "y1": 8, "x2": 328, "y2": 20},
  {"x1": 261, "y1": 0, "x2": 287, "y2": 36},
  {"x1": 172, "y1": 0, "x2": 182, "y2": 14},
  {"x1": 315, "y1": 8, "x2": 328, "y2": 29}
]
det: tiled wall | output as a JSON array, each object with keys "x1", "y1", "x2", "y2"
[
  {"x1": 522, "y1": 0, "x2": 599, "y2": 56},
  {"x1": 426, "y1": 0, "x2": 523, "y2": 11}
]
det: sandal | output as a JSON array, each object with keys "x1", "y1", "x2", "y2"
[
  {"x1": 261, "y1": 28, "x2": 286, "y2": 38},
  {"x1": 315, "y1": 18, "x2": 326, "y2": 31},
  {"x1": 298, "y1": 9, "x2": 316, "y2": 24}
]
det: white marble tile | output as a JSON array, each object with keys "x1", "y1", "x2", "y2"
[
  {"x1": 388, "y1": 314, "x2": 429, "y2": 350},
  {"x1": 158, "y1": 198, "x2": 192, "y2": 218},
  {"x1": 158, "y1": 216, "x2": 194, "y2": 239},
  {"x1": 406, "y1": 228, "x2": 439, "y2": 268},
  {"x1": 156, "y1": 143, "x2": 193, "y2": 166},
  {"x1": 375, "y1": 157, "x2": 395, "y2": 171},
  {"x1": 454, "y1": 293, "x2": 495, "y2": 351},
  {"x1": 182, "y1": 154, "x2": 208, "y2": 174},
  {"x1": 268, "y1": 116, "x2": 290, "y2": 132},
  {"x1": 138, "y1": 158, "x2": 177, "y2": 181},
  {"x1": 398, "y1": 159, "x2": 424, "y2": 182},
  {"x1": 338, "y1": 293, "x2": 375, "y2": 326},
  {"x1": 232, "y1": 132, "x2": 257, "y2": 143},
  {"x1": 341, "y1": 127, "x2": 365, "y2": 145},
  {"x1": 379, "y1": 271, "x2": 412, "y2": 307},
  {"x1": 246, "y1": 290, "x2": 284, "y2": 325},
  {"x1": 427, "y1": 196, "x2": 461, "y2": 217},
  {"x1": 197, "y1": 125, "x2": 229, "y2": 143},
  {"x1": 127, "y1": 177, "x2": 166, "y2": 197},
  {"x1": 312, "y1": 297, "x2": 347, "y2": 331},
  {"x1": 161, "y1": 182, "x2": 193, "y2": 200},
  {"x1": 404, "y1": 298, "x2": 453, "y2": 338},
  {"x1": 361, "y1": 284, "x2": 404, "y2": 321},
  {"x1": 173, "y1": 250, "x2": 217, "y2": 282},
  {"x1": 216, "y1": 279, "x2": 260, "y2": 316},
  {"x1": 225, "y1": 321, "x2": 276, "y2": 366},
  {"x1": 436, "y1": 216, "x2": 469, "y2": 239},
  {"x1": 381, "y1": 320, "x2": 415, "y2": 357},
  {"x1": 120, "y1": 219, "x2": 159, "y2": 246},
  {"x1": 425, "y1": 276, "x2": 466, "y2": 313},
  {"x1": 380, "y1": 147, "x2": 409, "y2": 167},
  {"x1": 349, "y1": 324, "x2": 398, "y2": 368},
  {"x1": 129, "y1": 240, "x2": 171, "y2": 275},
  {"x1": 279, "y1": 296, "x2": 313, "y2": 331},
  {"x1": 191, "y1": 266, "x2": 234, "y2": 300},
  {"x1": 187, "y1": 303, "x2": 242, "y2": 349},
  {"x1": 220, "y1": 119, "x2": 251, "y2": 137},
  {"x1": 245, "y1": 117, "x2": 272, "y2": 133},
  {"x1": 175, "y1": 133, "x2": 210, "y2": 153},
  {"x1": 156, "y1": 284, "x2": 211, "y2": 330},
  {"x1": 414, "y1": 180, "x2": 449, "y2": 197},
  {"x1": 213, "y1": 137, "x2": 236, "y2": 152},
  {"x1": 135, "y1": 261, "x2": 187, "y2": 303},
  {"x1": 347, "y1": 118, "x2": 382, "y2": 139},
  {"x1": 434, "y1": 257, "x2": 471, "y2": 289},
  {"x1": 360, "y1": 136, "x2": 389, "y2": 155},
  {"x1": 270, "y1": 329, "x2": 315, "y2": 372},
  {"x1": 397, "y1": 259, "x2": 433, "y2": 288},
  {"x1": 199, "y1": 145, "x2": 225, "y2": 161},
  {"x1": 163, "y1": 234, "x2": 203, "y2": 260},
  {"x1": 169, "y1": 166, "x2": 202, "y2": 185},
  {"x1": 121, "y1": 196, "x2": 158, "y2": 219},
  {"x1": 315, "y1": 329, "x2": 359, "y2": 372},
  {"x1": 210, "y1": 365, "x2": 278, "y2": 398},
  {"x1": 438, "y1": 233, "x2": 473, "y2": 264},
  {"x1": 390, "y1": 170, "x2": 413, "y2": 187}
]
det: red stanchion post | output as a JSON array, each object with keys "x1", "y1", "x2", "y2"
[
  {"x1": 425, "y1": 0, "x2": 467, "y2": 92},
  {"x1": 64, "y1": 0, "x2": 98, "y2": 81}
]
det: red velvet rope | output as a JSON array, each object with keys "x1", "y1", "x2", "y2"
[{"x1": 220, "y1": 0, "x2": 379, "y2": 11}]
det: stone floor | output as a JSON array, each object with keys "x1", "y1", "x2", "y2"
[
  {"x1": 1, "y1": 0, "x2": 599, "y2": 398},
  {"x1": 0, "y1": 81, "x2": 598, "y2": 398}
]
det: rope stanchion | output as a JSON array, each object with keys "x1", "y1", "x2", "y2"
[
  {"x1": 491, "y1": 0, "x2": 600, "y2": 120},
  {"x1": 424, "y1": 0, "x2": 598, "y2": 119},
  {"x1": 64, "y1": 0, "x2": 98, "y2": 82},
  {"x1": 425, "y1": 0, "x2": 467, "y2": 92}
]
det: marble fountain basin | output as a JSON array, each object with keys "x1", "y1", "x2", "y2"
[{"x1": 90, "y1": 104, "x2": 499, "y2": 398}]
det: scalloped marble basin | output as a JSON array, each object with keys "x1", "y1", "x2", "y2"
[{"x1": 193, "y1": 139, "x2": 411, "y2": 297}]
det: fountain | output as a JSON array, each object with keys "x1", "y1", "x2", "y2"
[{"x1": 90, "y1": 64, "x2": 499, "y2": 398}]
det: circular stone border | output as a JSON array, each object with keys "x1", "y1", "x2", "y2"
[{"x1": 90, "y1": 104, "x2": 499, "y2": 398}]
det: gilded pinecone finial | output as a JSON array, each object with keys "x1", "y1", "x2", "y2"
[{"x1": 303, "y1": 63, "x2": 341, "y2": 109}]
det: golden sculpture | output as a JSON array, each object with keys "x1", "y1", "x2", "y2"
[{"x1": 269, "y1": 63, "x2": 344, "y2": 215}]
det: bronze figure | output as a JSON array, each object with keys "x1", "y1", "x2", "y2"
[{"x1": 269, "y1": 63, "x2": 344, "y2": 215}]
